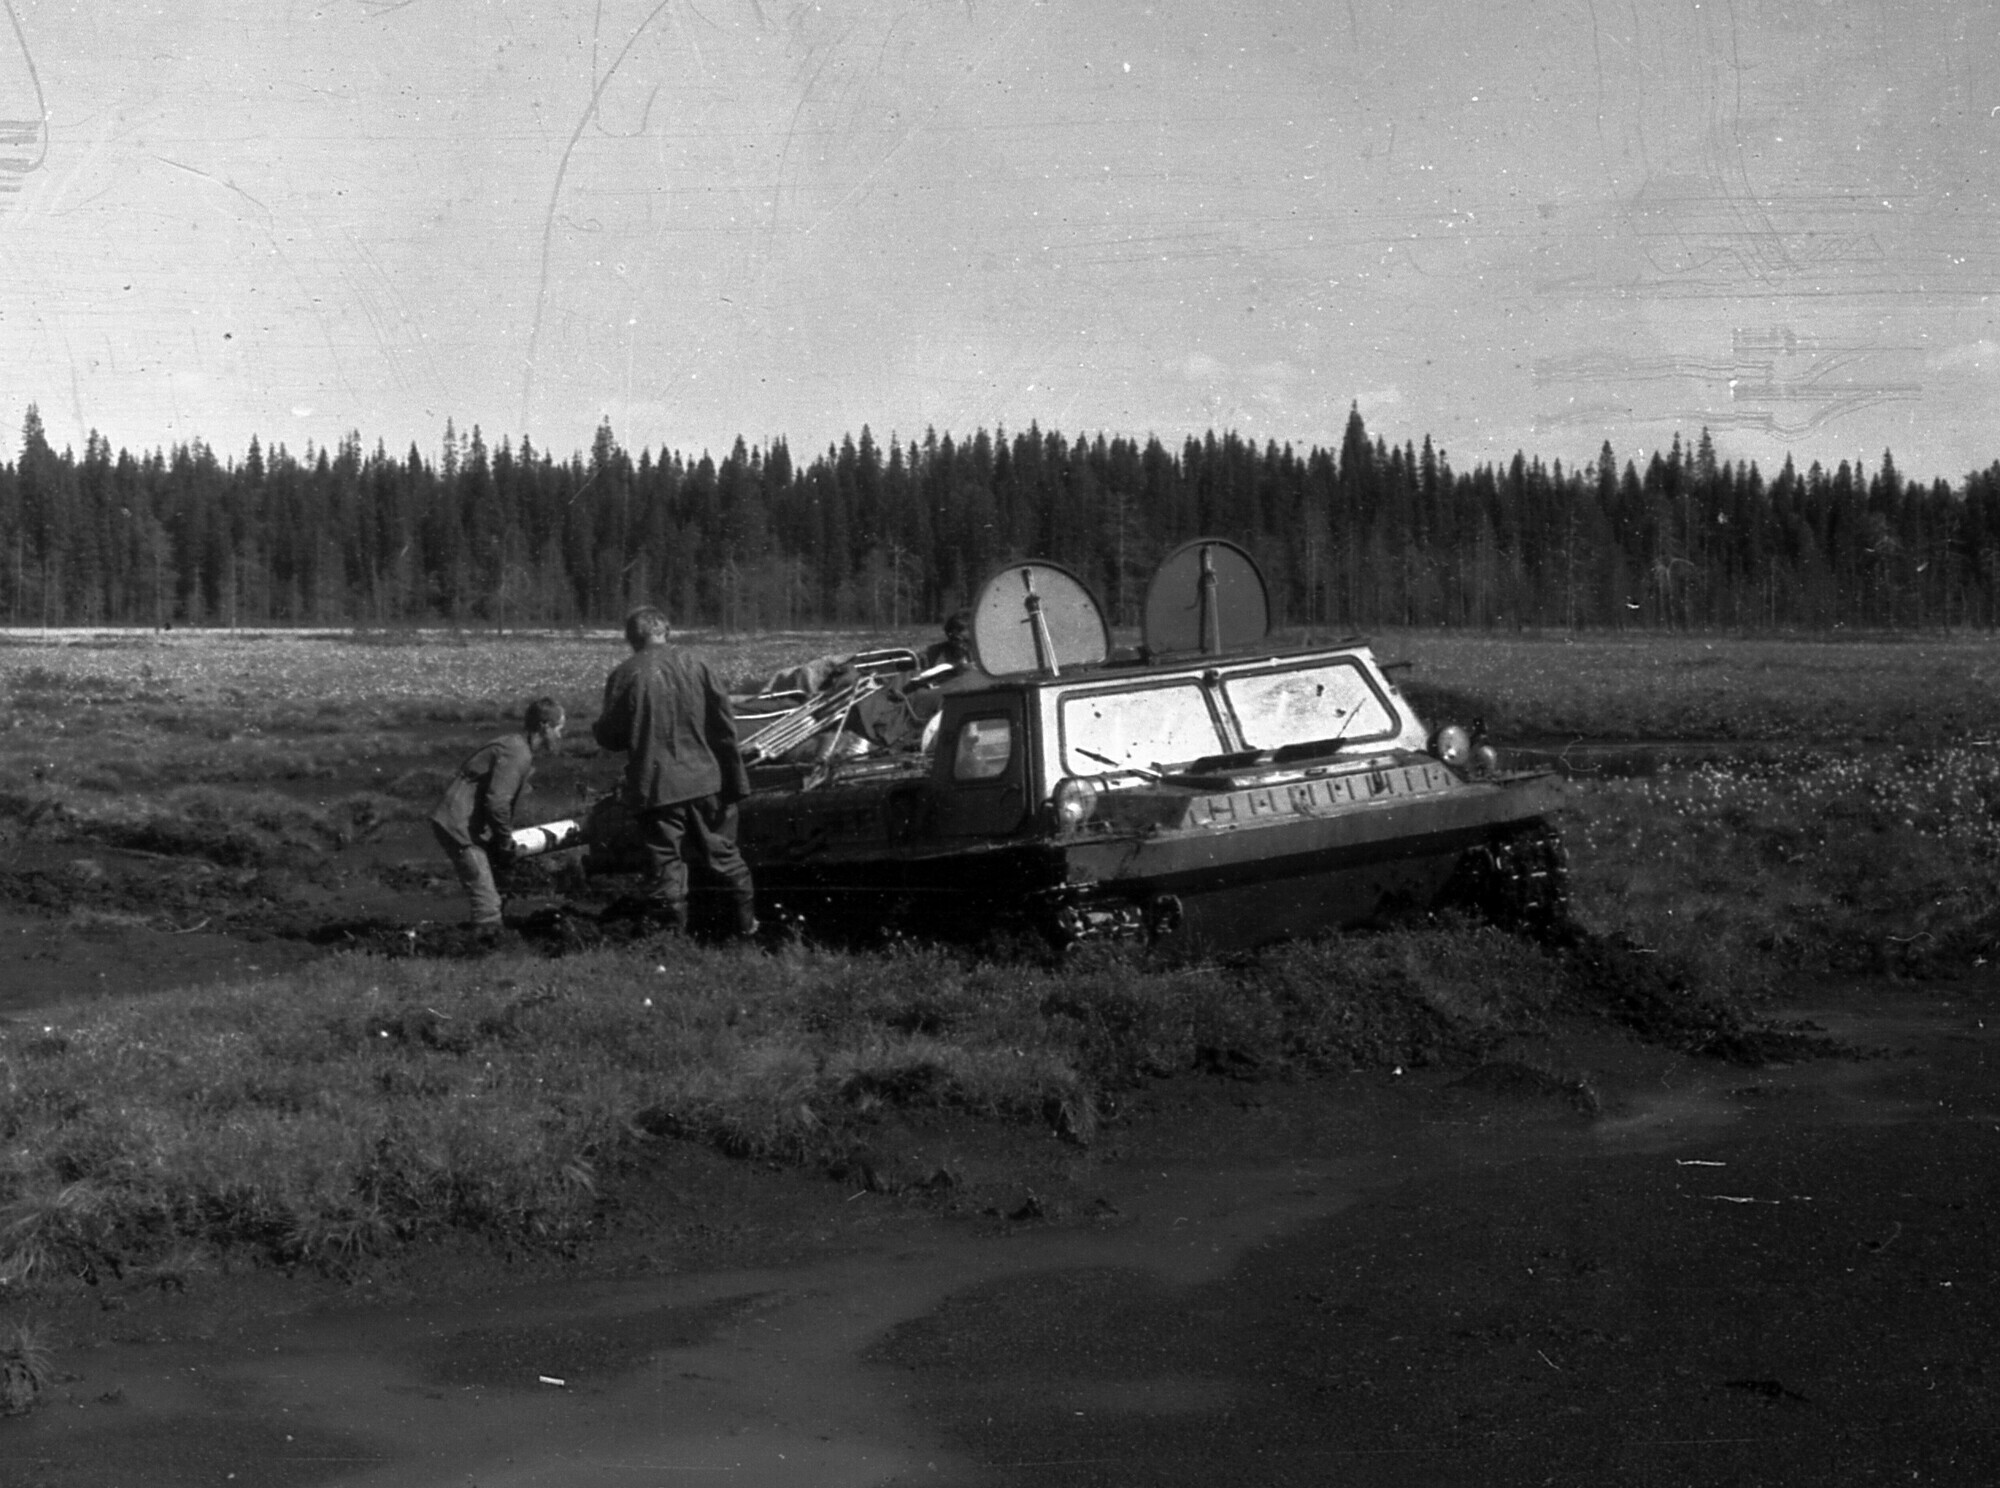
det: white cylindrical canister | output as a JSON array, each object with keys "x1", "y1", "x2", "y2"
[{"x1": 508, "y1": 819, "x2": 583, "y2": 857}]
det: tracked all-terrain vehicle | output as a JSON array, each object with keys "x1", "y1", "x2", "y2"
[{"x1": 543, "y1": 540, "x2": 1566, "y2": 952}]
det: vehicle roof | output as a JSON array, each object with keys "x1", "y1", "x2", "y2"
[{"x1": 951, "y1": 639, "x2": 1384, "y2": 695}]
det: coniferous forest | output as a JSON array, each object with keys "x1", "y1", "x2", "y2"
[{"x1": 4, "y1": 402, "x2": 2000, "y2": 633}]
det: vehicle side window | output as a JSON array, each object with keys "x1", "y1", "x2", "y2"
[{"x1": 952, "y1": 717, "x2": 1014, "y2": 781}]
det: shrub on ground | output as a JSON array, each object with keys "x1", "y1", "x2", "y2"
[{"x1": 0, "y1": 1324, "x2": 52, "y2": 1415}]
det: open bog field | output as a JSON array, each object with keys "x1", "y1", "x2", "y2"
[
  {"x1": 0, "y1": 624, "x2": 864, "y2": 726},
  {"x1": 1, "y1": 626, "x2": 1997, "y2": 1483},
  {"x1": 1373, "y1": 627, "x2": 2000, "y2": 745},
  {"x1": 7, "y1": 623, "x2": 1996, "y2": 735}
]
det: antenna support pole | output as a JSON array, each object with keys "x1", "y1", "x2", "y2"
[
  {"x1": 1198, "y1": 544, "x2": 1221, "y2": 655},
  {"x1": 1022, "y1": 567, "x2": 1061, "y2": 676}
]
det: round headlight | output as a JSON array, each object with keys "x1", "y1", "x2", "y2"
[
  {"x1": 1432, "y1": 724, "x2": 1473, "y2": 768},
  {"x1": 1052, "y1": 776, "x2": 1098, "y2": 830}
]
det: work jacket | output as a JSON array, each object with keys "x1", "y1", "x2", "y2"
[
  {"x1": 593, "y1": 646, "x2": 749, "y2": 810},
  {"x1": 431, "y1": 733, "x2": 535, "y2": 848}
]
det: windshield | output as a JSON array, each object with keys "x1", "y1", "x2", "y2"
[
  {"x1": 1060, "y1": 681, "x2": 1227, "y2": 776},
  {"x1": 1222, "y1": 661, "x2": 1397, "y2": 750}
]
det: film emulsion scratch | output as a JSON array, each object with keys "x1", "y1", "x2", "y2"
[
  {"x1": 1720, "y1": 326, "x2": 1923, "y2": 437},
  {"x1": 0, "y1": 0, "x2": 45, "y2": 206},
  {"x1": 1529, "y1": 152, "x2": 1944, "y2": 438},
  {"x1": 1609, "y1": 177, "x2": 1903, "y2": 298},
  {"x1": 0, "y1": 116, "x2": 38, "y2": 197},
  {"x1": 1533, "y1": 326, "x2": 1923, "y2": 440}
]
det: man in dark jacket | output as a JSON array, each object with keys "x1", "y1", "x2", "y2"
[
  {"x1": 593, "y1": 605, "x2": 758, "y2": 938},
  {"x1": 431, "y1": 696, "x2": 566, "y2": 935},
  {"x1": 921, "y1": 610, "x2": 974, "y2": 672}
]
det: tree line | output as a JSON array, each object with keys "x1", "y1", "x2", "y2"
[{"x1": 4, "y1": 402, "x2": 1999, "y2": 633}]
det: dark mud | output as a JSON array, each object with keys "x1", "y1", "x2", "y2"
[
  {"x1": 0, "y1": 830, "x2": 451, "y2": 1016},
  {"x1": 0, "y1": 723, "x2": 614, "y2": 1013},
  {"x1": 3, "y1": 982, "x2": 1994, "y2": 1486}
]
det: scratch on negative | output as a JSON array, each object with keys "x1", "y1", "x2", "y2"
[
  {"x1": 153, "y1": 155, "x2": 272, "y2": 216},
  {"x1": 156, "y1": 155, "x2": 361, "y2": 400},
  {"x1": 803, "y1": 0, "x2": 1039, "y2": 241},
  {"x1": 521, "y1": 0, "x2": 678, "y2": 433},
  {"x1": 764, "y1": 20, "x2": 855, "y2": 261},
  {"x1": 3, "y1": 0, "x2": 49, "y2": 173}
]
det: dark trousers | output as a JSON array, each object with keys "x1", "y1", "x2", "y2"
[
  {"x1": 431, "y1": 823, "x2": 502, "y2": 926},
  {"x1": 639, "y1": 795, "x2": 757, "y2": 933}
]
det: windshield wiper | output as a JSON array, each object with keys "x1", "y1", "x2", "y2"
[{"x1": 1077, "y1": 748, "x2": 1162, "y2": 781}]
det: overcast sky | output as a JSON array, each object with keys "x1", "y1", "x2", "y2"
[{"x1": 1, "y1": 0, "x2": 1994, "y2": 483}]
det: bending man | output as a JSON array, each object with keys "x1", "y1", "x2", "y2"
[
  {"x1": 431, "y1": 696, "x2": 566, "y2": 940},
  {"x1": 593, "y1": 605, "x2": 759, "y2": 939}
]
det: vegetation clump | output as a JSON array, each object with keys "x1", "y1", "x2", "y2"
[
  {"x1": 0, "y1": 1324, "x2": 52, "y2": 1416},
  {"x1": 0, "y1": 922, "x2": 1611, "y2": 1290}
]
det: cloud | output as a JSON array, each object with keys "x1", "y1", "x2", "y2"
[{"x1": 1181, "y1": 353, "x2": 1227, "y2": 380}]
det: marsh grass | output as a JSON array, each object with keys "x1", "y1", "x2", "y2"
[
  {"x1": 1565, "y1": 745, "x2": 2000, "y2": 982},
  {"x1": 5, "y1": 629, "x2": 1996, "y2": 869},
  {"x1": 2, "y1": 626, "x2": 886, "y2": 719},
  {"x1": 10, "y1": 627, "x2": 1986, "y2": 746},
  {"x1": 0, "y1": 922, "x2": 1583, "y2": 1288},
  {"x1": 0, "y1": 779, "x2": 371, "y2": 865},
  {"x1": 0, "y1": 1322, "x2": 53, "y2": 1415},
  {"x1": 1372, "y1": 630, "x2": 2000, "y2": 745},
  {"x1": 0, "y1": 628, "x2": 899, "y2": 863}
]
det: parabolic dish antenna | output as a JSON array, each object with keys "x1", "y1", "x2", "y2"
[
  {"x1": 1142, "y1": 538, "x2": 1270, "y2": 657},
  {"x1": 969, "y1": 561, "x2": 1110, "y2": 677}
]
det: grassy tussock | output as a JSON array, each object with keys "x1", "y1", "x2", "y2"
[
  {"x1": 0, "y1": 923, "x2": 1574, "y2": 1287},
  {"x1": 0, "y1": 780, "x2": 383, "y2": 864},
  {"x1": 0, "y1": 1323, "x2": 53, "y2": 1416}
]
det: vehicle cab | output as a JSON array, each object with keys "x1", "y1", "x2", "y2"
[{"x1": 927, "y1": 640, "x2": 1433, "y2": 839}]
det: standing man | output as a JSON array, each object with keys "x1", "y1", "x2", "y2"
[
  {"x1": 593, "y1": 605, "x2": 759, "y2": 939},
  {"x1": 431, "y1": 697, "x2": 566, "y2": 940}
]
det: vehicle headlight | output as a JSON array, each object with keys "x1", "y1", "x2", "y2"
[
  {"x1": 1052, "y1": 776, "x2": 1099, "y2": 830},
  {"x1": 1432, "y1": 724, "x2": 1473, "y2": 768}
]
